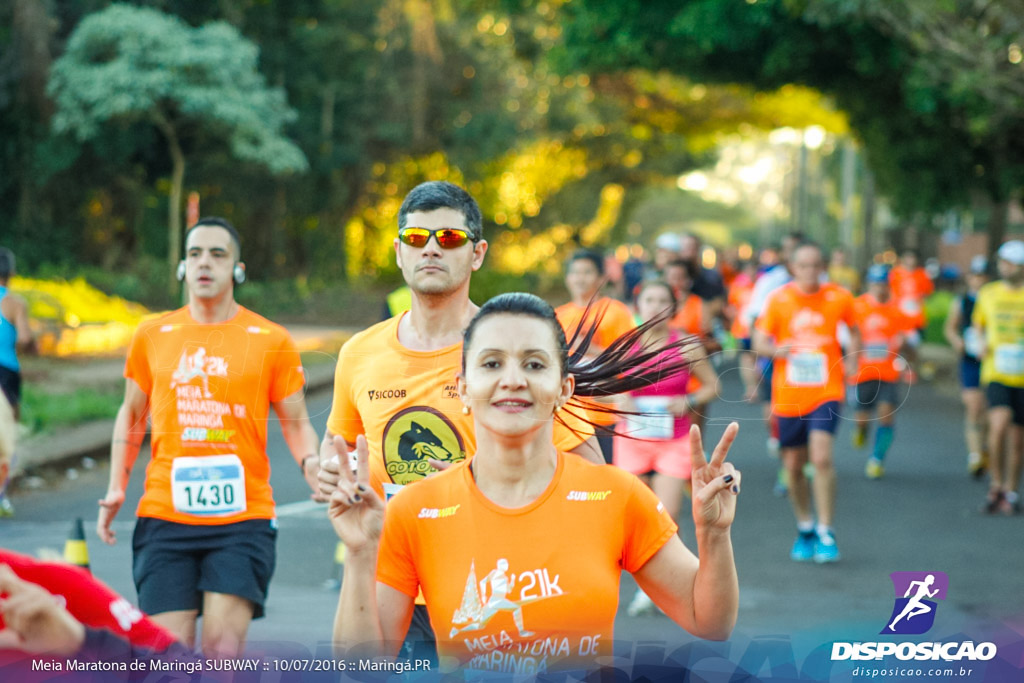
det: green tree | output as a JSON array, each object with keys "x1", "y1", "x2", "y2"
[
  {"x1": 47, "y1": 3, "x2": 308, "y2": 293},
  {"x1": 544, "y1": 0, "x2": 1024, "y2": 254}
]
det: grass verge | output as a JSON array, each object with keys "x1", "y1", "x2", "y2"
[{"x1": 20, "y1": 386, "x2": 123, "y2": 435}]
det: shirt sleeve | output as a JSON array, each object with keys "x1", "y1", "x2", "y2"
[
  {"x1": 920, "y1": 271, "x2": 935, "y2": 297},
  {"x1": 745, "y1": 271, "x2": 778, "y2": 328},
  {"x1": 269, "y1": 333, "x2": 306, "y2": 403},
  {"x1": 612, "y1": 302, "x2": 638, "y2": 339},
  {"x1": 123, "y1": 325, "x2": 152, "y2": 394},
  {"x1": 375, "y1": 495, "x2": 421, "y2": 598},
  {"x1": 325, "y1": 340, "x2": 364, "y2": 442},
  {"x1": 621, "y1": 474, "x2": 679, "y2": 573},
  {"x1": 841, "y1": 290, "x2": 858, "y2": 329},
  {"x1": 5, "y1": 554, "x2": 178, "y2": 652}
]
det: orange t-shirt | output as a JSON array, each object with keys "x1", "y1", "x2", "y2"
[
  {"x1": 554, "y1": 298, "x2": 636, "y2": 352},
  {"x1": 728, "y1": 275, "x2": 755, "y2": 340},
  {"x1": 124, "y1": 307, "x2": 306, "y2": 524},
  {"x1": 377, "y1": 453, "x2": 677, "y2": 672},
  {"x1": 555, "y1": 297, "x2": 636, "y2": 426},
  {"x1": 756, "y1": 282, "x2": 856, "y2": 417},
  {"x1": 889, "y1": 266, "x2": 934, "y2": 327},
  {"x1": 670, "y1": 294, "x2": 706, "y2": 336},
  {"x1": 852, "y1": 294, "x2": 915, "y2": 384},
  {"x1": 326, "y1": 314, "x2": 595, "y2": 498}
]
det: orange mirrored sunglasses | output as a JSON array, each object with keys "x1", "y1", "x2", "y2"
[{"x1": 398, "y1": 227, "x2": 475, "y2": 249}]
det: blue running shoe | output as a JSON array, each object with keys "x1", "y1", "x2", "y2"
[
  {"x1": 813, "y1": 531, "x2": 840, "y2": 564},
  {"x1": 773, "y1": 468, "x2": 789, "y2": 497},
  {"x1": 790, "y1": 531, "x2": 816, "y2": 562}
]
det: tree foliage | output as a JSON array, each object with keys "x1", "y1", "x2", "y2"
[
  {"x1": 48, "y1": 3, "x2": 307, "y2": 293},
  {"x1": 3, "y1": 0, "x2": 852, "y2": 306},
  {"x1": 548, "y1": 0, "x2": 1024, "y2": 244}
]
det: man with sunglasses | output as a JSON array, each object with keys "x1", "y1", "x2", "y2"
[{"x1": 318, "y1": 181, "x2": 601, "y2": 660}]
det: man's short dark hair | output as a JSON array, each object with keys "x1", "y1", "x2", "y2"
[
  {"x1": 566, "y1": 248, "x2": 604, "y2": 276},
  {"x1": 664, "y1": 258, "x2": 697, "y2": 280},
  {"x1": 790, "y1": 241, "x2": 824, "y2": 261},
  {"x1": 185, "y1": 217, "x2": 242, "y2": 259},
  {"x1": 398, "y1": 181, "x2": 484, "y2": 241},
  {"x1": 0, "y1": 248, "x2": 14, "y2": 280}
]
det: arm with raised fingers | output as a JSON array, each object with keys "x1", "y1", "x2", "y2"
[
  {"x1": 330, "y1": 435, "x2": 393, "y2": 657},
  {"x1": 633, "y1": 423, "x2": 740, "y2": 640}
]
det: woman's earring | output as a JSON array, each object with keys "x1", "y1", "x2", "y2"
[{"x1": 462, "y1": 405, "x2": 471, "y2": 415}]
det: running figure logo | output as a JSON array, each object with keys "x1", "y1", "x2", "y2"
[
  {"x1": 881, "y1": 571, "x2": 948, "y2": 635},
  {"x1": 449, "y1": 559, "x2": 560, "y2": 640},
  {"x1": 170, "y1": 347, "x2": 228, "y2": 397}
]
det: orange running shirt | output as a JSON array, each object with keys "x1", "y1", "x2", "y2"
[
  {"x1": 889, "y1": 266, "x2": 934, "y2": 328},
  {"x1": 728, "y1": 274, "x2": 755, "y2": 339},
  {"x1": 851, "y1": 294, "x2": 914, "y2": 384},
  {"x1": 326, "y1": 314, "x2": 594, "y2": 498},
  {"x1": 554, "y1": 297, "x2": 636, "y2": 353},
  {"x1": 555, "y1": 297, "x2": 636, "y2": 426},
  {"x1": 756, "y1": 282, "x2": 856, "y2": 417},
  {"x1": 124, "y1": 307, "x2": 306, "y2": 525},
  {"x1": 670, "y1": 294, "x2": 706, "y2": 336},
  {"x1": 377, "y1": 453, "x2": 677, "y2": 672}
]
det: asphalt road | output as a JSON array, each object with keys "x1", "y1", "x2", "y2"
[{"x1": 2, "y1": 366, "x2": 1022, "y2": 670}]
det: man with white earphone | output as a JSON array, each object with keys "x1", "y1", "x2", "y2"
[{"x1": 98, "y1": 217, "x2": 322, "y2": 656}]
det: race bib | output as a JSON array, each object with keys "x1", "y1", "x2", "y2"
[
  {"x1": 625, "y1": 396, "x2": 675, "y2": 440},
  {"x1": 964, "y1": 327, "x2": 984, "y2": 358},
  {"x1": 786, "y1": 352, "x2": 827, "y2": 387},
  {"x1": 171, "y1": 455, "x2": 246, "y2": 516},
  {"x1": 864, "y1": 342, "x2": 890, "y2": 361},
  {"x1": 994, "y1": 344, "x2": 1024, "y2": 377},
  {"x1": 382, "y1": 483, "x2": 404, "y2": 502}
]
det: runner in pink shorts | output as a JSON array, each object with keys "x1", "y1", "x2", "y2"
[{"x1": 614, "y1": 280, "x2": 720, "y2": 615}]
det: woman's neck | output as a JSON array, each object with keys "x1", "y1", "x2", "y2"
[{"x1": 471, "y1": 425, "x2": 559, "y2": 508}]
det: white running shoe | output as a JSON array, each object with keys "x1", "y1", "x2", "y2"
[{"x1": 626, "y1": 589, "x2": 656, "y2": 617}]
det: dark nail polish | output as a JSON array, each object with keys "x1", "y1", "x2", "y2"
[
  {"x1": 732, "y1": 485, "x2": 739, "y2": 494},
  {"x1": 356, "y1": 484, "x2": 368, "y2": 493},
  {"x1": 723, "y1": 474, "x2": 734, "y2": 483},
  {"x1": 353, "y1": 494, "x2": 362, "y2": 503}
]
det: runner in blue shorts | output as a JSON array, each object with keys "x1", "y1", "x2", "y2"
[{"x1": 944, "y1": 256, "x2": 989, "y2": 477}]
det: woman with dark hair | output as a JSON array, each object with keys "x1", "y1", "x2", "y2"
[
  {"x1": 327, "y1": 292, "x2": 741, "y2": 673},
  {"x1": 615, "y1": 280, "x2": 720, "y2": 616}
]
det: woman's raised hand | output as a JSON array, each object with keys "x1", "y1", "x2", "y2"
[
  {"x1": 327, "y1": 435, "x2": 385, "y2": 554},
  {"x1": 689, "y1": 422, "x2": 741, "y2": 530}
]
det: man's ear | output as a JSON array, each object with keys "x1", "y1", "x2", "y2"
[{"x1": 471, "y1": 240, "x2": 488, "y2": 272}]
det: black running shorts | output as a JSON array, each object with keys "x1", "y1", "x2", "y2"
[{"x1": 132, "y1": 517, "x2": 277, "y2": 619}]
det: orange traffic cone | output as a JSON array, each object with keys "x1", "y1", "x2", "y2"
[{"x1": 63, "y1": 517, "x2": 90, "y2": 572}]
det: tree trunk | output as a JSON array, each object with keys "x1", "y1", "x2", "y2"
[
  {"x1": 163, "y1": 124, "x2": 186, "y2": 298},
  {"x1": 407, "y1": 0, "x2": 442, "y2": 151},
  {"x1": 986, "y1": 198, "x2": 1008, "y2": 266},
  {"x1": 860, "y1": 169, "x2": 876, "y2": 273}
]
